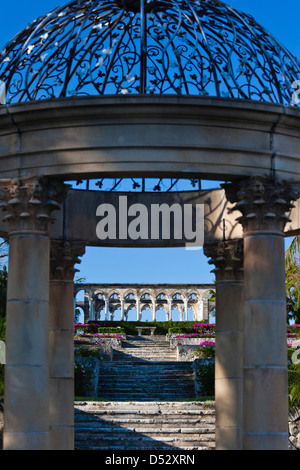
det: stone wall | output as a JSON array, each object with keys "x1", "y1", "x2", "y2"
[
  {"x1": 289, "y1": 410, "x2": 300, "y2": 450},
  {"x1": 168, "y1": 336, "x2": 214, "y2": 349},
  {"x1": 177, "y1": 345, "x2": 201, "y2": 361},
  {"x1": 75, "y1": 337, "x2": 124, "y2": 361}
]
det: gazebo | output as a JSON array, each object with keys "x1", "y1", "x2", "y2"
[{"x1": 0, "y1": 0, "x2": 300, "y2": 450}]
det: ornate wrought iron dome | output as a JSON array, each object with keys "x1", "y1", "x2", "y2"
[{"x1": 0, "y1": 0, "x2": 299, "y2": 104}]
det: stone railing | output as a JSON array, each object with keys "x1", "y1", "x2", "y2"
[{"x1": 167, "y1": 335, "x2": 214, "y2": 350}]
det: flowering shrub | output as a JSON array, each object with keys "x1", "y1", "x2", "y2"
[
  {"x1": 193, "y1": 323, "x2": 215, "y2": 337},
  {"x1": 287, "y1": 324, "x2": 300, "y2": 338},
  {"x1": 194, "y1": 341, "x2": 215, "y2": 359}
]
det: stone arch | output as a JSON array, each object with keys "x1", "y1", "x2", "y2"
[
  {"x1": 94, "y1": 290, "x2": 107, "y2": 300},
  {"x1": 154, "y1": 304, "x2": 168, "y2": 322},
  {"x1": 108, "y1": 291, "x2": 121, "y2": 301},
  {"x1": 74, "y1": 304, "x2": 85, "y2": 324},
  {"x1": 140, "y1": 303, "x2": 153, "y2": 322}
]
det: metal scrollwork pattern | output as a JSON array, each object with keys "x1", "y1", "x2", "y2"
[{"x1": 0, "y1": 0, "x2": 299, "y2": 105}]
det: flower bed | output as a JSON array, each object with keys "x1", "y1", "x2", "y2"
[
  {"x1": 193, "y1": 323, "x2": 216, "y2": 336},
  {"x1": 194, "y1": 341, "x2": 215, "y2": 359},
  {"x1": 287, "y1": 324, "x2": 300, "y2": 335}
]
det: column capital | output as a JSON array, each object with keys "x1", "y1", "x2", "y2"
[
  {"x1": 50, "y1": 240, "x2": 85, "y2": 281},
  {"x1": 222, "y1": 176, "x2": 299, "y2": 234},
  {"x1": 204, "y1": 239, "x2": 243, "y2": 282},
  {"x1": 0, "y1": 176, "x2": 67, "y2": 234}
]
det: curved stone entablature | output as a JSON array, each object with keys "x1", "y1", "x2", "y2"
[{"x1": 0, "y1": 96, "x2": 300, "y2": 182}]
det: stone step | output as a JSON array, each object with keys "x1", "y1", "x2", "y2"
[
  {"x1": 76, "y1": 424, "x2": 215, "y2": 435},
  {"x1": 75, "y1": 410, "x2": 215, "y2": 418},
  {"x1": 112, "y1": 355, "x2": 177, "y2": 361},
  {"x1": 74, "y1": 403, "x2": 216, "y2": 451},
  {"x1": 74, "y1": 333, "x2": 216, "y2": 450},
  {"x1": 98, "y1": 383, "x2": 194, "y2": 389},
  {"x1": 98, "y1": 381, "x2": 195, "y2": 389},
  {"x1": 99, "y1": 375, "x2": 193, "y2": 380},
  {"x1": 75, "y1": 417, "x2": 215, "y2": 426},
  {"x1": 76, "y1": 445, "x2": 214, "y2": 450},
  {"x1": 75, "y1": 433, "x2": 215, "y2": 444},
  {"x1": 75, "y1": 401, "x2": 215, "y2": 409},
  {"x1": 113, "y1": 350, "x2": 176, "y2": 355},
  {"x1": 75, "y1": 435, "x2": 215, "y2": 450},
  {"x1": 97, "y1": 396, "x2": 196, "y2": 401}
]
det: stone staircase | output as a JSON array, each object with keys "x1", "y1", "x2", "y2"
[
  {"x1": 74, "y1": 401, "x2": 215, "y2": 450},
  {"x1": 74, "y1": 335, "x2": 216, "y2": 450},
  {"x1": 97, "y1": 335, "x2": 195, "y2": 401},
  {"x1": 112, "y1": 335, "x2": 177, "y2": 362}
]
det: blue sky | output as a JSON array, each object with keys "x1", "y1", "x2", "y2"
[{"x1": 0, "y1": 0, "x2": 297, "y2": 287}]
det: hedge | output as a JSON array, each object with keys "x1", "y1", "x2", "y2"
[
  {"x1": 75, "y1": 324, "x2": 125, "y2": 335},
  {"x1": 84, "y1": 320, "x2": 198, "y2": 335},
  {"x1": 168, "y1": 327, "x2": 195, "y2": 335}
]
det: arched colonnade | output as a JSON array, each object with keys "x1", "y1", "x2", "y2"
[{"x1": 75, "y1": 283, "x2": 214, "y2": 323}]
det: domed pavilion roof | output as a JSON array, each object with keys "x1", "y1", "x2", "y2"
[{"x1": 0, "y1": 0, "x2": 299, "y2": 105}]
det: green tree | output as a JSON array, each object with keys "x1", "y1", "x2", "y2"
[
  {"x1": 0, "y1": 266, "x2": 7, "y2": 322},
  {"x1": 285, "y1": 236, "x2": 300, "y2": 267},
  {"x1": 285, "y1": 237, "x2": 300, "y2": 324}
]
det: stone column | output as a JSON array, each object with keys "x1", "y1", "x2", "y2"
[
  {"x1": 105, "y1": 298, "x2": 109, "y2": 320},
  {"x1": 49, "y1": 240, "x2": 85, "y2": 450},
  {"x1": 168, "y1": 300, "x2": 172, "y2": 321},
  {"x1": 184, "y1": 298, "x2": 188, "y2": 321},
  {"x1": 203, "y1": 297, "x2": 210, "y2": 322},
  {"x1": 83, "y1": 291, "x2": 90, "y2": 323},
  {"x1": 0, "y1": 176, "x2": 66, "y2": 450},
  {"x1": 204, "y1": 239, "x2": 244, "y2": 450},
  {"x1": 198, "y1": 299, "x2": 204, "y2": 321},
  {"x1": 224, "y1": 176, "x2": 298, "y2": 450},
  {"x1": 136, "y1": 300, "x2": 141, "y2": 321},
  {"x1": 120, "y1": 299, "x2": 125, "y2": 321},
  {"x1": 90, "y1": 294, "x2": 96, "y2": 321},
  {"x1": 152, "y1": 301, "x2": 156, "y2": 321}
]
